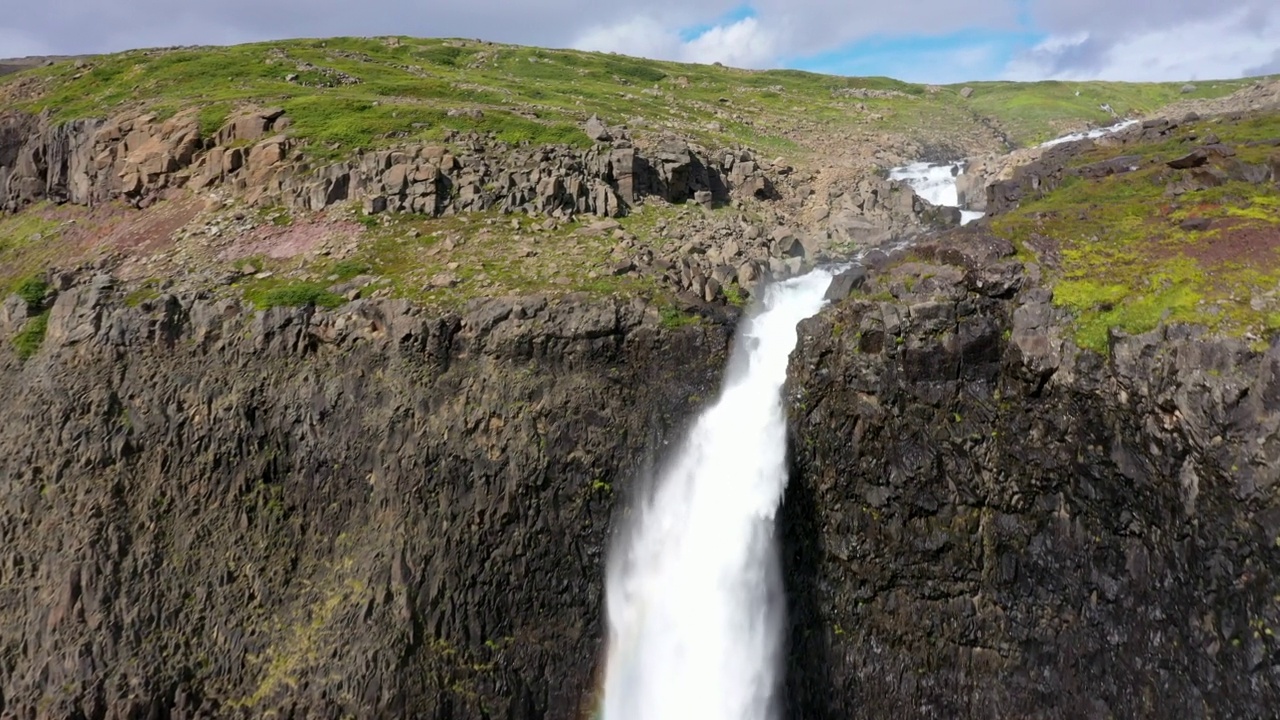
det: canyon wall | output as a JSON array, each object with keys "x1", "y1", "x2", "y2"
[{"x1": 0, "y1": 277, "x2": 733, "y2": 719}]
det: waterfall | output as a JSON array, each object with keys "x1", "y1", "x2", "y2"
[
  {"x1": 1038, "y1": 118, "x2": 1139, "y2": 147},
  {"x1": 600, "y1": 269, "x2": 836, "y2": 720},
  {"x1": 888, "y1": 161, "x2": 985, "y2": 225},
  {"x1": 883, "y1": 119, "x2": 1139, "y2": 229}
]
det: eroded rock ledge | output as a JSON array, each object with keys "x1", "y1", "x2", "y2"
[{"x1": 0, "y1": 107, "x2": 780, "y2": 219}]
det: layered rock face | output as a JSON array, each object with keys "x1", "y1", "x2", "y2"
[
  {"x1": 2, "y1": 227, "x2": 1280, "y2": 719},
  {"x1": 0, "y1": 276, "x2": 733, "y2": 718},
  {"x1": 784, "y1": 229, "x2": 1280, "y2": 719},
  {"x1": 0, "y1": 108, "x2": 776, "y2": 219}
]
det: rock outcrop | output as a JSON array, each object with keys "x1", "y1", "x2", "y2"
[
  {"x1": 984, "y1": 114, "x2": 1278, "y2": 215},
  {"x1": 784, "y1": 226, "x2": 1280, "y2": 718},
  {"x1": 0, "y1": 108, "x2": 777, "y2": 221}
]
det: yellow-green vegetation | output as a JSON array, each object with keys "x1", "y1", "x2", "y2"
[
  {"x1": 226, "y1": 203, "x2": 698, "y2": 310},
  {"x1": 14, "y1": 275, "x2": 49, "y2": 311},
  {"x1": 963, "y1": 79, "x2": 1253, "y2": 145},
  {"x1": 12, "y1": 311, "x2": 50, "y2": 360},
  {"x1": 723, "y1": 282, "x2": 746, "y2": 307},
  {"x1": 2, "y1": 36, "x2": 1258, "y2": 163},
  {"x1": 991, "y1": 110, "x2": 1280, "y2": 353},
  {"x1": 659, "y1": 305, "x2": 701, "y2": 329},
  {"x1": 0, "y1": 207, "x2": 64, "y2": 294},
  {"x1": 243, "y1": 280, "x2": 346, "y2": 309},
  {"x1": 123, "y1": 278, "x2": 163, "y2": 307},
  {"x1": 238, "y1": 556, "x2": 367, "y2": 708}
]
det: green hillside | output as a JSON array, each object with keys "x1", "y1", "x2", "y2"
[{"x1": 2, "y1": 36, "x2": 1258, "y2": 162}]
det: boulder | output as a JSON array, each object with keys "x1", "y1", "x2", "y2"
[
  {"x1": 955, "y1": 168, "x2": 987, "y2": 211},
  {"x1": 585, "y1": 114, "x2": 612, "y2": 142},
  {"x1": 823, "y1": 266, "x2": 867, "y2": 301},
  {"x1": 1077, "y1": 154, "x2": 1144, "y2": 178}
]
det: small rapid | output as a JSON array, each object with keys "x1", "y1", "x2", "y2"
[
  {"x1": 599, "y1": 269, "x2": 837, "y2": 720},
  {"x1": 888, "y1": 161, "x2": 985, "y2": 225},
  {"x1": 888, "y1": 118, "x2": 1138, "y2": 226}
]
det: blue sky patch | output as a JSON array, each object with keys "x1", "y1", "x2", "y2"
[
  {"x1": 788, "y1": 27, "x2": 1048, "y2": 83},
  {"x1": 678, "y1": 4, "x2": 758, "y2": 42}
]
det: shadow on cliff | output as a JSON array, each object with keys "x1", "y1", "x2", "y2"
[{"x1": 779, "y1": 436, "x2": 837, "y2": 720}]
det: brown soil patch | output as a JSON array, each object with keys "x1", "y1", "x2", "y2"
[
  {"x1": 218, "y1": 216, "x2": 364, "y2": 262},
  {"x1": 1174, "y1": 219, "x2": 1280, "y2": 267},
  {"x1": 44, "y1": 194, "x2": 202, "y2": 258}
]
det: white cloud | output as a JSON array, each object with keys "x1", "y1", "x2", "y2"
[
  {"x1": 573, "y1": 15, "x2": 781, "y2": 69},
  {"x1": 574, "y1": 17, "x2": 682, "y2": 60},
  {"x1": 5, "y1": 0, "x2": 1279, "y2": 83},
  {"x1": 682, "y1": 17, "x2": 780, "y2": 68},
  {"x1": 1004, "y1": 7, "x2": 1280, "y2": 81}
]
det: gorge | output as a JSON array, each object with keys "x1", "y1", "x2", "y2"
[{"x1": 1, "y1": 37, "x2": 1280, "y2": 720}]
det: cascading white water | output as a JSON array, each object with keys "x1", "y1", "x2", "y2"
[
  {"x1": 888, "y1": 162, "x2": 985, "y2": 225},
  {"x1": 886, "y1": 119, "x2": 1138, "y2": 227},
  {"x1": 600, "y1": 268, "x2": 837, "y2": 720},
  {"x1": 1038, "y1": 118, "x2": 1139, "y2": 148}
]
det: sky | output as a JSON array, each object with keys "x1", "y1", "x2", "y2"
[{"x1": 2, "y1": 1, "x2": 1278, "y2": 84}]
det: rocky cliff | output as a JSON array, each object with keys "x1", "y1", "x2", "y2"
[
  {"x1": 0, "y1": 106, "x2": 962, "y2": 315},
  {"x1": 4, "y1": 43, "x2": 1280, "y2": 720},
  {"x1": 784, "y1": 229, "x2": 1280, "y2": 719},
  {"x1": 0, "y1": 275, "x2": 734, "y2": 718},
  {"x1": 5, "y1": 224, "x2": 1280, "y2": 719}
]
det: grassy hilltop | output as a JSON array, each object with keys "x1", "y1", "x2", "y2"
[
  {"x1": 1, "y1": 36, "x2": 1257, "y2": 162},
  {"x1": 1, "y1": 36, "x2": 1277, "y2": 359}
]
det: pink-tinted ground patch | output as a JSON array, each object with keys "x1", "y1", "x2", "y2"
[{"x1": 218, "y1": 217, "x2": 363, "y2": 262}]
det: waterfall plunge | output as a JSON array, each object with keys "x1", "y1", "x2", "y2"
[{"x1": 601, "y1": 269, "x2": 836, "y2": 720}]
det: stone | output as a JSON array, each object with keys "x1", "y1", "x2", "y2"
[
  {"x1": 960, "y1": 86, "x2": 974, "y2": 98},
  {"x1": 585, "y1": 114, "x2": 612, "y2": 142},
  {"x1": 823, "y1": 266, "x2": 867, "y2": 300},
  {"x1": 1077, "y1": 155, "x2": 1143, "y2": 179},
  {"x1": 703, "y1": 277, "x2": 722, "y2": 303},
  {"x1": 577, "y1": 219, "x2": 622, "y2": 236},
  {"x1": 1181, "y1": 83, "x2": 1197, "y2": 93},
  {"x1": 428, "y1": 272, "x2": 460, "y2": 288},
  {"x1": 248, "y1": 135, "x2": 288, "y2": 167},
  {"x1": 1180, "y1": 217, "x2": 1211, "y2": 232}
]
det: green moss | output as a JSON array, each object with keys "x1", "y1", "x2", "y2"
[
  {"x1": 723, "y1": 282, "x2": 746, "y2": 307},
  {"x1": 14, "y1": 275, "x2": 49, "y2": 311},
  {"x1": 124, "y1": 279, "x2": 163, "y2": 307},
  {"x1": 990, "y1": 109, "x2": 1280, "y2": 353},
  {"x1": 246, "y1": 282, "x2": 346, "y2": 309},
  {"x1": 329, "y1": 259, "x2": 372, "y2": 281},
  {"x1": 196, "y1": 102, "x2": 231, "y2": 137},
  {"x1": 659, "y1": 305, "x2": 699, "y2": 329},
  {"x1": 12, "y1": 310, "x2": 50, "y2": 360}
]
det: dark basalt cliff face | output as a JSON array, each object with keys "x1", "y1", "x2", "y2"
[
  {"x1": 0, "y1": 279, "x2": 732, "y2": 719},
  {"x1": 784, "y1": 229, "x2": 1280, "y2": 719},
  {"x1": 2, "y1": 227, "x2": 1280, "y2": 719}
]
